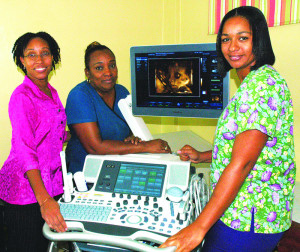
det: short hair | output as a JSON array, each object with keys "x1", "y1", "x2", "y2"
[
  {"x1": 216, "y1": 6, "x2": 275, "y2": 77},
  {"x1": 12, "y1": 32, "x2": 61, "y2": 74},
  {"x1": 84, "y1": 41, "x2": 115, "y2": 70}
]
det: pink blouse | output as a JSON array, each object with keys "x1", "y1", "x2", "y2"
[{"x1": 0, "y1": 76, "x2": 67, "y2": 205}]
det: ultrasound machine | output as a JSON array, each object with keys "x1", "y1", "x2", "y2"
[
  {"x1": 43, "y1": 151, "x2": 197, "y2": 252},
  {"x1": 43, "y1": 43, "x2": 225, "y2": 251},
  {"x1": 43, "y1": 94, "x2": 197, "y2": 251}
]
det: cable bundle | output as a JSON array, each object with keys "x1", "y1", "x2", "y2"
[{"x1": 189, "y1": 173, "x2": 210, "y2": 221}]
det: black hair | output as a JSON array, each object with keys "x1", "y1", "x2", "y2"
[
  {"x1": 12, "y1": 31, "x2": 61, "y2": 74},
  {"x1": 216, "y1": 6, "x2": 275, "y2": 77},
  {"x1": 84, "y1": 41, "x2": 115, "y2": 70}
]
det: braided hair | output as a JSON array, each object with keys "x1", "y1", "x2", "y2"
[{"x1": 12, "y1": 31, "x2": 61, "y2": 74}]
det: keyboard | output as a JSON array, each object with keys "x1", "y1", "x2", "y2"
[
  {"x1": 60, "y1": 203, "x2": 112, "y2": 223},
  {"x1": 59, "y1": 193, "x2": 192, "y2": 237}
]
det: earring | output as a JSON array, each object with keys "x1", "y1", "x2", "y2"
[{"x1": 87, "y1": 79, "x2": 90, "y2": 83}]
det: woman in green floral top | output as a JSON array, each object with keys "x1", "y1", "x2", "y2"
[{"x1": 160, "y1": 6, "x2": 296, "y2": 252}]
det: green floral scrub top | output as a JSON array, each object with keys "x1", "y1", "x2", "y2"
[{"x1": 211, "y1": 65, "x2": 296, "y2": 234}]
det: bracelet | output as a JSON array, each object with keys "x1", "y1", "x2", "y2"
[{"x1": 40, "y1": 196, "x2": 51, "y2": 207}]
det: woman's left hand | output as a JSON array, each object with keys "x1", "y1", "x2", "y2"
[
  {"x1": 159, "y1": 223, "x2": 203, "y2": 252},
  {"x1": 124, "y1": 135, "x2": 142, "y2": 145},
  {"x1": 40, "y1": 197, "x2": 67, "y2": 233}
]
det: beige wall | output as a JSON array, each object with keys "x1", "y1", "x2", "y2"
[{"x1": 0, "y1": 0, "x2": 299, "y2": 180}]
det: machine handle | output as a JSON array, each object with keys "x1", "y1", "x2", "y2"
[{"x1": 43, "y1": 222, "x2": 176, "y2": 252}]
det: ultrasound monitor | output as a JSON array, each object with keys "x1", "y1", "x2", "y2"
[{"x1": 130, "y1": 43, "x2": 230, "y2": 118}]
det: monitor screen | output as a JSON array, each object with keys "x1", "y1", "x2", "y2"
[
  {"x1": 130, "y1": 43, "x2": 230, "y2": 118},
  {"x1": 95, "y1": 160, "x2": 167, "y2": 197},
  {"x1": 114, "y1": 162, "x2": 166, "y2": 197}
]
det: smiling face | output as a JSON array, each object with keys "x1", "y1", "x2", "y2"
[
  {"x1": 221, "y1": 16, "x2": 256, "y2": 81},
  {"x1": 20, "y1": 37, "x2": 53, "y2": 86},
  {"x1": 85, "y1": 49, "x2": 118, "y2": 96}
]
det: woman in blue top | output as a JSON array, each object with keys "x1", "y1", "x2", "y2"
[
  {"x1": 160, "y1": 6, "x2": 295, "y2": 252},
  {"x1": 65, "y1": 42, "x2": 171, "y2": 173}
]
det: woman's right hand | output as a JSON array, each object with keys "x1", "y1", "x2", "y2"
[
  {"x1": 40, "y1": 197, "x2": 67, "y2": 233},
  {"x1": 177, "y1": 145, "x2": 201, "y2": 163},
  {"x1": 143, "y1": 139, "x2": 171, "y2": 153}
]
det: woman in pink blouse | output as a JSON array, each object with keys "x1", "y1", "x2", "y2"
[{"x1": 0, "y1": 32, "x2": 69, "y2": 252}]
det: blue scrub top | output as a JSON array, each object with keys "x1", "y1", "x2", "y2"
[{"x1": 65, "y1": 81, "x2": 131, "y2": 173}]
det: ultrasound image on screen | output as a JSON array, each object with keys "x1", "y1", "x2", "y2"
[
  {"x1": 151, "y1": 59, "x2": 193, "y2": 94},
  {"x1": 148, "y1": 58, "x2": 200, "y2": 96}
]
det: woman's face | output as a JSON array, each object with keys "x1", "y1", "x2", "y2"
[
  {"x1": 221, "y1": 16, "x2": 255, "y2": 79},
  {"x1": 85, "y1": 49, "x2": 118, "y2": 94},
  {"x1": 20, "y1": 37, "x2": 53, "y2": 85}
]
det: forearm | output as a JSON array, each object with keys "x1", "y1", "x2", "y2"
[
  {"x1": 86, "y1": 139, "x2": 148, "y2": 155},
  {"x1": 198, "y1": 150, "x2": 212, "y2": 163},
  {"x1": 26, "y1": 169, "x2": 50, "y2": 206},
  {"x1": 72, "y1": 122, "x2": 154, "y2": 155}
]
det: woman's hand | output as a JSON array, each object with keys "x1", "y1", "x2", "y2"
[
  {"x1": 159, "y1": 222, "x2": 203, "y2": 252},
  {"x1": 124, "y1": 135, "x2": 142, "y2": 145},
  {"x1": 143, "y1": 139, "x2": 171, "y2": 153},
  {"x1": 177, "y1": 145, "x2": 201, "y2": 163},
  {"x1": 40, "y1": 197, "x2": 67, "y2": 233},
  {"x1": 177, "y1": 145, "x2": 212, "y2": 163},
  {"x1": 26, "y1": 169, "x2": 67, "y2": 233}
]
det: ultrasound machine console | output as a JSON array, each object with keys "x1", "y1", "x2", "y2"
[{"x1": 43, "y1": 152, "x2": 194, "y2": 251}]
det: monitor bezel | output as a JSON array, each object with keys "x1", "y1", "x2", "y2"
[{"x1": 130, "y1": 43, "x2": 230, "y2": 119}]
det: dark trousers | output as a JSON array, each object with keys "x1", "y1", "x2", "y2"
[
  {"x1": 0, "y1": 200, "x2": 6, "y2": 252},
  {"x1": 202, "y1": 213, "x2": 284, "y2": 252},
  {"x1": 2, "y1": 201, "x2": 49, "y2": 252}
]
